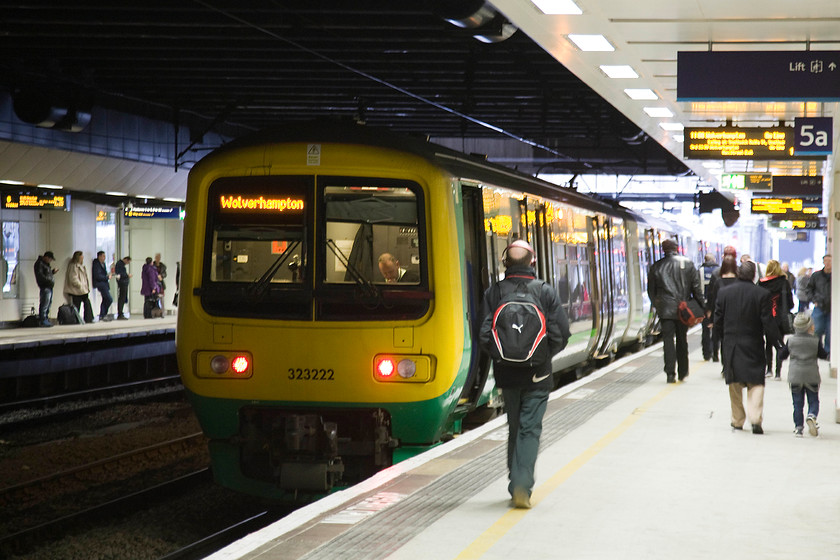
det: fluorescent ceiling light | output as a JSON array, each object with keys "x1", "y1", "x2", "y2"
[
  {"x1": 703, "y1": 161, "x2": 723, "y2": 169},
  {"x1": 567, "y1": 34, "x2": 614, "y2": 52},
  {"x1": 106, "y1": 191, "x2": 128, "y2": 196},
  {"x1": 672, "y1": 134, "x2": 685, "y2": 143},
  {"x1": 0, "y1": 179, "x2": 25, "y2": 185},
  {"x1": 532, "y1": 0, "x2": 582, "y2": 15},
  {"x1": 600, "y1": 65, "x2": 638, "y2": 79},
  {"x1": 163, "y1": 197, "x2": 185, "y2": 203},
  {"x1": 643, "y1": 107, "x2": 674, "y2": 118},
  {"x1": 659, "y1": 123, "x2": 685, "y2": 131},
  {"x1": 38, "y1": 183, "x2": 63, "y2": 189},
  {"x1": 624, "y1": 88, "x2": 658, "y2": 100},
  {"x1": 136, "y1": 194, "x2": 156, "y2": 199}
]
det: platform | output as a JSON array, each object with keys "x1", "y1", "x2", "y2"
[
  {"x1": 0, "y1": 314, "x2": 176, "y2": 379},
  {"x1": 208, "y1": 329, "x2": 839, "y2": 560}
]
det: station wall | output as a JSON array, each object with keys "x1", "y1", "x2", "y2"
[{"x1": 2, "y1": 201, "x2": 183, "y2": 323}]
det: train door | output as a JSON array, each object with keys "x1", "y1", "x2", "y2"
[
  {"x1": 589, "y1": 215, "x2": 615, "y2": 358},
  {"x1": 458, "y1": 184, "x2": 493, "y2": 408}
]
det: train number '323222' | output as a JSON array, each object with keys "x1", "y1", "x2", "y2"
[{"x1": 288, "y1": 368, "x2": 335, "y2": 381}]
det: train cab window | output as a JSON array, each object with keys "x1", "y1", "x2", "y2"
[
  {"x1": 317, "y1": 178, "x2": 429, "y2": 320},
  {"x1": 201, "y1": 176, "x2": 313, "y2": 319}
]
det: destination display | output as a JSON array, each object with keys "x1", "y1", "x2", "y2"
[
  {"x1": 1, "y1": 192, "x2": 69, "y2": 210},
  {"x1": 750, "y1": 196, "x2": 822, "y2": 215},
  {"x1": 685, "y1": 127, "x2": 792, "y2": 160},
  {"x1": 124, "y1": 205, "x2": 182, "y2": 218},
  {"x1": 720, "y1": 173, "x2": 772, "y2": 191}
]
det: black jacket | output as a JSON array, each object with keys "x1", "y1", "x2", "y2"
[
  {"x1": 805, "y1": 268, "x2": 831, "y2": 311},
  {"x1": 34, "y1": 256, "x2": 55, "y2": 289},
  {"x1": 647, "y1": 251, "x2": 705, "y2": 320},
  {"x1": 714, "y1": 279, "x2": 781, "y2": 385},
  {"x1": 479, "y1": 265, "x2": 570, "y2": 389},
  {"x1": 92, "y1": 258, "x2": 109, "y2": 286},
  {"x1": 757, "y1": 274, "x2": 793, "y2": 330}
]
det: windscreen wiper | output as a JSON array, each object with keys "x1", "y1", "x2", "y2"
[
  {"x1": 326, "y1": 239, "x2": 379, "y2": 300},
  {"x1": 247, "y1": 240, "x2": 301, "y2": 300}
]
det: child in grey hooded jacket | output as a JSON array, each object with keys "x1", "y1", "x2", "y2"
[{"x1": 779, "y1": 313, "x2": 827, "y2": 436}]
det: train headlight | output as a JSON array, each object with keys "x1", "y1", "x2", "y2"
[
  {"x1": 210, "y1": 355, "x2": 229, "y2": 374},
  {"x1": 196, "y1": 351, "x2": 254, "y2": 378},
  {"x1": 373, "y1": 354, "x2": 431, "y2": 383},
  {"x1": 397, "y1": 359, "x2": 416, "y2": 378}
]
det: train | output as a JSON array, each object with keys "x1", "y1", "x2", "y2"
[{"x1": 176, "y1": 122, "x2": 721, "y2": 500}]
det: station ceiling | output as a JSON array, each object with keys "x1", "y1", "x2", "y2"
[{"x1": 0, "y1": 0, "x2": 691, "y2": 180}]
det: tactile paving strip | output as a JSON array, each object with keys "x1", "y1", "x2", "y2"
[{"x1": 300, "y1": 353, "x2": 665, "y2": 559}]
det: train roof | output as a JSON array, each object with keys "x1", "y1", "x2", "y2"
[{"x1": 207, "y1": 120, "x2": 645, "y2": 220}]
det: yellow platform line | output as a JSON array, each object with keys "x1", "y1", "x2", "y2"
[{"x1": 455, "y1": 382, "x2": 680, "y2": 560}]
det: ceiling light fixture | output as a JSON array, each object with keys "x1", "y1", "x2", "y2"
[
  {"x1": 659, "y1": 123, "x2": 685, "y2": 131},
  {"x1": 0, "y1": 179, "x2": 25, "y2": 185},
  {"x1": 624, "y1": 88, "x2": 658, "y2": 100},
  {"x1": 643, "y1": 107, "x2": 674, "y2": 118},
  {"x1": 106, "y1": 191, "x2": 128, "y2": 196},
  {"x1": 600, "y1": 65, "x2": 638, "y2": 79},
  {"x1": 567, "y1": 34, "x2": 615, "y2": 52},
  {"x1": 532, "y1": 0, "x2": 582, "y2": 15},
  {"x1": 38, "y1": 183, "x2": 63, "y2": 189}
]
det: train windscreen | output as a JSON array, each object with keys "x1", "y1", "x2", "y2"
[{"x1": 200, "y1": 175, "x2": 428, "y2": 320}]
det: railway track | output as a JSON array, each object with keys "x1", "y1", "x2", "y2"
[{"x1": 0, "y1": 374, "x2": 184, "y2": 429}]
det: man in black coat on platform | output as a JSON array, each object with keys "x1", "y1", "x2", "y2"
[
  {"x1": 714, "y1": 261, "x2": 781, "y2": 434},
  {"x1": 648, "y1": 239, "x2": 705, "y2": 383}
]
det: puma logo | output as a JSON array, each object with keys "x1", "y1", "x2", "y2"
[{"x1": 511, "y1": 324, "x2": 523, "y2": 333}]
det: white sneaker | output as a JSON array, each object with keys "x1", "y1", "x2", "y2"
[
  {"x1": 806, "y1": 415, "x2": 819, "y2": 437},
  {"x1": 794, "y1": 426, "x2": 804, "y2": 437}
]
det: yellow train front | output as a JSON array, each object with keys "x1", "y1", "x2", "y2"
[{"x1": 177, "y1": 126, "x2": 482, "y2": 499}]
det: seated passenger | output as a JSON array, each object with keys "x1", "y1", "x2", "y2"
[{"x1": 378, "y1": 253, "x2": 419, "y2": 283}]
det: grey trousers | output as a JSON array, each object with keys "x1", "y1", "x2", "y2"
[{"x1": 503, "y1": 386, "x2": 550, "y2": 496}]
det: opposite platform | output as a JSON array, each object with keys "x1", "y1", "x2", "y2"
[{"x1": 210, "y1": 330, "x2": 839, "y2": 560}]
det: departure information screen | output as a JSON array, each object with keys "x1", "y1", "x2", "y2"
[
  {"x1": 1, "y1": 192, "x2": 69, "y2": 210},
  {"x1": 684, "y1": 127, "x2": 792, "y2": 159}
]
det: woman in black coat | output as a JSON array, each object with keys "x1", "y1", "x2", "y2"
[
  {"x1": 758, "y1": 259, "x2": 794, "y2": 379},
  {"x1": 714, "y1": 261, "x2": 781, "y2": 434}
]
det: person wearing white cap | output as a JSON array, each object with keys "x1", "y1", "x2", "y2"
[{"x1": 779, "y1": 312, "x2": 827, "y2": 437}]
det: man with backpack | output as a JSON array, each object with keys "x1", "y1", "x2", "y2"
[{"x1": 479, "y1": 239, "x2": 570, "y2": 509}]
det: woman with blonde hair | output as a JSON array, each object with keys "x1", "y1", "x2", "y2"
[
  {"x1": 759, "y1": 259, "x2": 794, "y2": 379},
  {"x1": 65, "y1": 250, "x2": 94, "y2": 323}
]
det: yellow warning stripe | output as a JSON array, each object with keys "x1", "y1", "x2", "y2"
[{"x1": 455, "y1": 383, "x2": 679, "y2": 559}]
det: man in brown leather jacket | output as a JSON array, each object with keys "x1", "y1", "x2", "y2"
[{"x1": 648, "y1": 239, "x2": 705, "y2": 383}]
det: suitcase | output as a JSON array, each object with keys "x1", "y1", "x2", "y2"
[
  {"x1": 21, "y1": 314, "x2": 40, "y2": 328},
  {"x1": 58, "y1": 304, "x2": 83, "y2": 325}
]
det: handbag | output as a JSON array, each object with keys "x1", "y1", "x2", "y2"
[{"x1": 678, "y1": 299, "x2": 704, "y2": 326}]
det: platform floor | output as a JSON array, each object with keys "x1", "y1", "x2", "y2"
[
  {"x1": 0, "y1": 313, "x2": 176, "y2": 348},
  {"x1": 209, "y1": 330, "x2": 839, "y2": 560}
]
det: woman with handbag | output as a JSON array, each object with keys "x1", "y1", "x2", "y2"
[{"x1": 758, "y1": 260, "x2": 794, "y2": 379}]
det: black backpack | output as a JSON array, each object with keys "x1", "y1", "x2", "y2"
[{"x1": 488, "y1": 276, "x2": 549, "y2": 367}]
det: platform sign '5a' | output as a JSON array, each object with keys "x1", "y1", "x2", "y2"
[{"x1": 794, "y1": 117, "x2": 832, "y2": 155}]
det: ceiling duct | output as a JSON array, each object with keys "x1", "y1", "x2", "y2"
[
  {"x1": 12, "y1": 90, "x2": 91, "y2": 132},
  {"x1": 433, "y1": 0, "x2": 517, "y2": 43}
]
